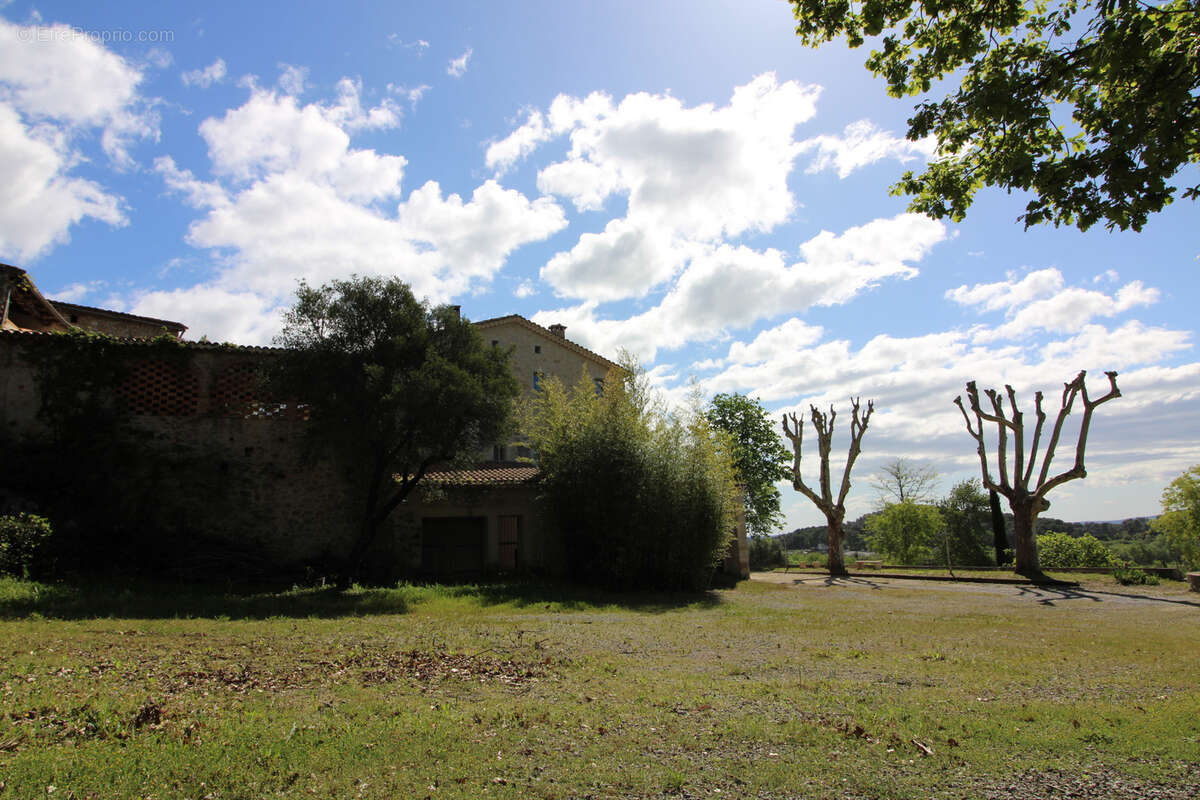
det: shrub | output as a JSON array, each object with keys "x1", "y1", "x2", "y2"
[
  {"x1": 0, "y1": 513, "x2": 53, "y2": 578},
  {"x1": 1111, "y1": 561, "x2": 1159, "y2": 586},
  {"x1": 1038, "y1": 531, "x2": 1115, "y2": 568},
  {"x1": 748, "y1": 535, "x2": 787, "y2": 571},
  {"x1": 522, "y1": 365, "x2": 739, "y2": 591}
]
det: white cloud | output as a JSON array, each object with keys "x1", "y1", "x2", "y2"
[
  {"x1": 277, "y1": 63, "x2": 308, "y2": 96},
  {"x1": 446, "y1": 47, "x2": 472, "y2": 77},
  {"x1": 155, "y1": 80, "x2": 567, "y2": 316},
  {"x1": 0, "y1": 98, "x2": 125, "y2": 260},
  {"x1": 490, "y1": 74, "x2": 825, "y2": 303},
  {"x1": 485, "y1": 109, "x2": 551, "y2": 175},
  {"x1": 948, "y1": 269, "x2": 1161, "y2": 340},
  {"x1": 695, "y1": 312, "x2": 1200, "y2": 524},
  {"x1": 799, "y1": 119, "x2": 936, "y2": 178},
  {"x1": 515, "y1": 280, "x2": 537, "y2": 299},
  {"x1": 127, "y1": 285, "x2": 284, "y2": 345},
  {"x1": 532, "y1": 213, "x2": 946, "y2": 361},
  {"x1": 0, "y1": 19, "x2": 158, "y2": 169},
  {"x1": 182, "y1": 58, "x2": 227, "y2": 88}
]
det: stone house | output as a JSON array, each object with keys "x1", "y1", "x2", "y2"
[{"x1": 0, "y1": 266, "x2": 748, "y2": 581}]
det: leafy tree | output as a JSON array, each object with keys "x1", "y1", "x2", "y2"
[
  {"x1": 273, "y1": 276, "x2": 519, "y2": 583},
  {"x1": 871, "y1": 457, "x2": 938, "y2": 506},
  {"x1": 1151, "y1": 465, "x2": 1200, "y2": 570},
  {"x1": 522, "y1": 366, "x2": 739, "y2": 591},
  {"x1": 937, "y1": 479, "x2": 993, "y2": 565},
  {"x1": 790, "y1": 0, "x2": 1200, "y2": 232},
  {"x1": 706, "y1": 392, "x2": 792, "y2": 535},
  {"x1": 865, "y1": 500, "x2": 943, "y2": 564}
]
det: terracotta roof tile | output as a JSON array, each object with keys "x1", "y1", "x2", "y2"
[{"x1": 421, "y1": 462, "x2": 540, "y2": 487}]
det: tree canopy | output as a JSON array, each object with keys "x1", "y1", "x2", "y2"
[
  {"x1": 865, "y1": 500, "x2": 944, "y2": 564},
  {"x1": 273, "y1": 276, "x2": 519, "y2": 582},
  {"x1": 790, "y1": 0, "x2": 1200, "y2": 232},
  {"x1": 1152, "y1": 464, "x2": 1200, "y2": 570},
  {"x1": 706, "y1": 392, "x2": 792, "y2": 535}
]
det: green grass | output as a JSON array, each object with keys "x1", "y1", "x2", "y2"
[{"x1": 1, "y1": 575, "x2": 1197, "y2": 799}]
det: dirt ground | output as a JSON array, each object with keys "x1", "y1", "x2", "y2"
[{"x1": 750, "y1": 570, "x2": 1200, "y2": 609}]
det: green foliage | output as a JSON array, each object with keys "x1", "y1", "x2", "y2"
[
  {"x1": 1037, "y1": 532, "x2": 1115, "y2": 568},
  {"x1": 0, "y1": 514, "x2": 52, "y2": 578},
  {"x1": 1151, "y1": 465, "x2": 1200, "y2": 570},
  {"x1": 522, "y1": 365, "x2": 739, "y2": 591},
  {"x1": 790, "y1": 0, "x2": 1200, "y2": 231},
  {"x1": 865, "y1": 500, "x2": 943, "y2": 564},
  {"x1": 937, "y1": 479, "x2": 994, "y2": 565},
  {"x1": 706, "y1": 393, "x2": 792, "y2": 535},
  {"x1": 748, "y1": 534, "x2": 787, "y2": 571},
  {"x1": 1110, "y1": 560, "x2": 1159, "y2": 586},
  {"x1": 274, "y1": 276, "x2": 520, "y2": 579}
]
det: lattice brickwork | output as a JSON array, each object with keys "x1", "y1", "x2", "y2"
[{"x1": 118, "y1": 360, "x2": 200, "y2": 417}]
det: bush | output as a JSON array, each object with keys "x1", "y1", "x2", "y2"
[
  {"x1": 748, "y1": 535, "x2": 787, "y2": 571},
  {"x1": 1038, "y1": 532, "x2": 1115, "y2": 568},
  {"x1": 0, "y1": 514, "x2": 53, "y2": 578},
  {"x1": 522, "y1": 365, "x2": 739, "y2": 591},
  {"x1": 1111, "y1": 560, "x2": 1159, "y2": 586}
]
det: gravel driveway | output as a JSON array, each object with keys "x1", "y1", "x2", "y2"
[{"x1": 750, "y1": 571, "x2": 1200, "y2": 609}]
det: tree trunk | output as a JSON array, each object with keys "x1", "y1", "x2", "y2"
[
  {"x1": 826, "y1": 517, "x2": 848, "y2": 576},
  {"x1": 1010, "y1": 499, "x2": 1040, "y2": 575},
  {"x1": 989, "y1": 489, "x2": 1008, "y2": 565}
]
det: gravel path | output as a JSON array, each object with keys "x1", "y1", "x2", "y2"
[{"x1": 750, "y1": 571, "x2": 1200, "y2": 609}]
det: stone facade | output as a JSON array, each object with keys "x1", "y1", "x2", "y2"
[{"x1": 0, "y1": 291, "x2": 749, "y2": 582}]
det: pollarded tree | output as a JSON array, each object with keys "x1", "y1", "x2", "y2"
[
  {"x1": 954, "y1": 370, "x2": 1120, "y2": 574},
  {"x1": 782, "y1": 398, "x2": 874, "y2": 575},
  {"x1": 273, "y1": 276, "x2": 519, "y2": 584}
]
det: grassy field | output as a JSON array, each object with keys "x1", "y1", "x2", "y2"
[{"x1": 1, "y1": 574, "x2": 1197, "y2": 799}]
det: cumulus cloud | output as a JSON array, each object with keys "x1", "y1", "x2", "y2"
[
  {"x1": 696, "y1": 311, "x2": 1199, "y2": 523},
  {"x1": 182, "y1": 58, "x2": 227, "y2": 88},
  {"x1": 488, "y1": 74, "x2": 825, "y2": 302},
  {"x1": 0, "y1": 19, "x2": 155, "y2": 259},
  {"x1": 154, "y1": 80, "x2": 566, "y2": 323},
  {"x1": 799, "y1": 119, "x2": 936, "y2": 178},
  {"x1": 948, "y1": 269, "x2": 1161, "y2": 340},
  {"x1": 531, "y1": 213, "x2": 946, "y2": 361},
  {"x1": 446, "y1": 47, "x2": 472, "y2": 77}
]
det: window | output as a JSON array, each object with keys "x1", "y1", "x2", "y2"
[
  {"x1": 491, "y1": 339, "x2": 499, "y2": 347},
  {"x1": 534, "y1": 344, "x2": 541, "y2": 354},
  {"x1": 493, "y1": 444, "x2": 507, "y2": 461},
  {"x1": 594, "y1": 377, "x2": 604, "y2": 396},
  {"x1": 533, "y1": 370, "x2": 543, "y2": 391}
]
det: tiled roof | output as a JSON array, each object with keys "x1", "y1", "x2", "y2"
[
  {"x1": 50, "y1": 300, "x2": 187, "y2": 333},
  {"x1": 473, "y1": 314, "x2": 622, "y2": 372},
  {"x1": 0, "y1": 329, "x2": 287, "y2": 351},
  {"x1": 421, "y1": 462, "x2": 540, "y2": 487}
]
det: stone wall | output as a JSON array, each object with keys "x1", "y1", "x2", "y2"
[{"x1": 0, "y1": 334, "x2": 360, "y2": 567}]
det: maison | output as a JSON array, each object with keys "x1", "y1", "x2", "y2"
[{"x1": 0, "y1": 266, "x2": 748, "y2": 582}]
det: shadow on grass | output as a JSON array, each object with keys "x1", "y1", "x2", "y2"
[
  {"x1": 1016, "y1": 584, "x2": 1200, "y2": 608},
  {"x1": 0, "y1": 576, "x2": 724, "y2": 621},
  {"x1": 427, "y1": 579, "x2": 724, "y2": 613}
]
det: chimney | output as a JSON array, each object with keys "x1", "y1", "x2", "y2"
[{"x1": 549, "y1": 323, "x2": 566, "y2": 339}]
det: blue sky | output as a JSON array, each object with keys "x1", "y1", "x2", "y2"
[{"x1": 3, "y1": 1, "x2": 1198, "y2": 529}]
